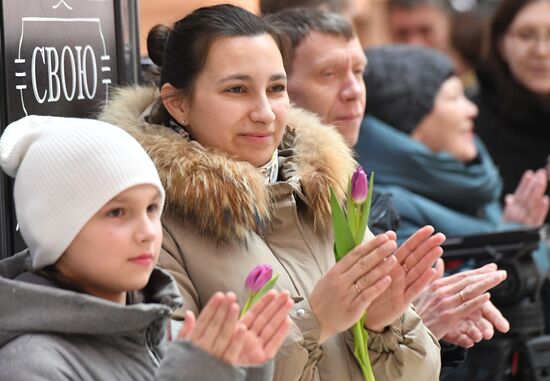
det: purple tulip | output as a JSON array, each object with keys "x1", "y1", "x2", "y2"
[
  {"x1": 245, "y1": 264, "x2": 273, "y2": 293},
  {"x1": 351, "y1": 166, "x2": 368, "y2": 204}
]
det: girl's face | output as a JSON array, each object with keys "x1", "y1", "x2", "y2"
[
  {"x1": 412, "y1": 76, "x2": 479, "y2": 162},
  {"x1": 164, "y1": 34, "x2": 290, "y2": 167},
  {"x1": 56, "y1": 184, "x2": 163, "y2": 304},
  {"x1": 501, "y1": 0, "x2": 550, "y2": 95}
]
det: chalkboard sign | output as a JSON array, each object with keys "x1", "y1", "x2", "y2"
[
  {"x1": 0, "y1": 0, "x2": 137, "y2": 258},
  {"x1": 1, "y1": 0, "x2": 121, "y2": 121}
]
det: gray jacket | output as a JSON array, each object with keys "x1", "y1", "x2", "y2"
[{"x1": 0, "y1": 251, "x2": 272, "y2": 381}]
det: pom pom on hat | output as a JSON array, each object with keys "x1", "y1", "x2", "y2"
[{"x1": 0, "y1": 115, "x2": 165, "y2": 269}]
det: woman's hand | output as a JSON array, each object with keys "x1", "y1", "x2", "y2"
[
  {"x1": 414, "y1": 262, "x2": 507, "y2": 340},
  {"x1": 309, "y1": 234, "x2": 396, "y2": 343},
  {"x1": 503, "y1": 168, "x2": 549, "y2": 226},
  {"x1": 362, "y1": 226, "x2": 445, "y2": 332}
]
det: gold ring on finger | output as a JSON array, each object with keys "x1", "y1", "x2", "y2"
[
  {"x1": 459, "y1": 290, "x2": 466, "y2": 303},
  {"x1": 354, "y1": 281, "x2": 361, "y2": 295},
  {"x1": 403, "y1": 263, "x2": 409, "y2": 273}
]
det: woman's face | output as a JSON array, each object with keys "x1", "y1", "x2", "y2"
[
  {"x1": 56, "y1": 185, "x2": 163, "y2": 304},
  {"x1": 412, "y1": 76, "x2": 479, "y2": 162},
  {"x1": 501, "y1": 0, "x2": 550, "y2": 95},
  {"x1": 166, "y1": 34, "x2": 289, "y2": 167}
]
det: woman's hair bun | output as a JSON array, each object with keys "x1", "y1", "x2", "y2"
[{"x1": 147, "y1": 24, "x2": 172, "y2": 67}]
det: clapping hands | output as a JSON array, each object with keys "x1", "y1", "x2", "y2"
[
  {"x1": 178, "y1": 290, "x2": 293, "y2": 365},
  {"x1": 362, "y1": 226, "x2": 445, "y2": 332},
  {"x1": 414, "y1": 261, "x2": 510, "y2": 348},
  {"x1": 309, "y1": 234, "x2": 396, "y2": 343},
  {"x1": 503, "y1": 168, "x2": 549, "y2": 226}
]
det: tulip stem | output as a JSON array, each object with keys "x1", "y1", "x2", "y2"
[{"x1": 240, "y1": 295, "x2": 253, "y2": 319}]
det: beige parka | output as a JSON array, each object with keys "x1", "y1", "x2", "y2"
[{"x1": 100, "y1": 86, "x2": 441, "y2": 381}]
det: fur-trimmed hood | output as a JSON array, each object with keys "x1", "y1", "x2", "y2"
[{"x1": 100, "y1": 86, "x2": 356, "y2": 242}]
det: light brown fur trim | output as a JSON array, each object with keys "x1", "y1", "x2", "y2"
[
  {"x1": 286, "y1": 107, "x2": 356, "y2": 229},
  {"x1": 100, "y1": 86, "x2": 356, "y2": 242}
]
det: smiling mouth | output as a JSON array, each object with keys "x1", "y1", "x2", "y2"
[
  {"x1": 239, "y1": 133, "x2": 274, "y2": 144},
  {"x1": 241, "y1": 132, "x2": 273, "y2": 137}
]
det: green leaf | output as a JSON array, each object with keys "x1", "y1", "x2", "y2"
[
  {"x1": 249, "y1": 274, "x2": 280, "y2": 306},
  {"x1": 357, "y1": 172, "x2": 375, "y2": 244},
  {"x1": 330, "y1": 188, "x2": 355, "y2": 261}
]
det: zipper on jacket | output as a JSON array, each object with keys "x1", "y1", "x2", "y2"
[
  {"x1": 146, "y1": 338, "x2": 161, "y2": 367},
  {"x1": 145, "y1": 313, "x2": 171, "y2": 368},
  {"x1": 144, "y1": 328, "x2": 161, "y2": 367}
]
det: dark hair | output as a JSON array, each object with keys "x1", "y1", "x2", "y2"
[
  {"x1": 147, "y1": 24, "x2": 172, "y2": 67},
  {"x1": 266, "y1": 8, "x2": 355, "y2": 73},
  {"x1": 482, "y1": 0, "x2": 543, "y2": 103},
  {"x1": 260, "y1": 0, "x2": 352, "y2": 15},
  {"x1": 147, "y1": 4, "x2": 286, "y2": 97},
  {"x1": 450, "y1": 11, "x2": 485, "y2": 69}
]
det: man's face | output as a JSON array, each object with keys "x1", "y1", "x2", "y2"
[
  {"x1": 288, "y1": 32, "x2": 367, "y2": 146},
  {"x1": 388, "y1": 5, "x2": 450, "y2": 52}
]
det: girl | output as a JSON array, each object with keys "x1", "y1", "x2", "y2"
[{"x1": 0, "y1": 115, "x2": 292, "y2": 380}]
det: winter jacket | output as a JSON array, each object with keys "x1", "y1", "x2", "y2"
[
  {"x1": 100, "y1": 86, "x2": 442, "y2": 381},
  {"x1": 0, "y1": 250, "x2": 272, "y2": 381}
]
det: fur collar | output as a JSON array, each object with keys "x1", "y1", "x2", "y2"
[{"x1": 100, "y1": 86, "x2": 356, "y2": 242}]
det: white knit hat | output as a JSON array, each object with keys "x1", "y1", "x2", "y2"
[{"x1": 0, "y1": 115, "x2": 165, "y2": 269}]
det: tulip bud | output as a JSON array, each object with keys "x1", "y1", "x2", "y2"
[
  {"x1": 351, "y1": 166, "x2": 368, "y2": 204},
  {"x1": 245, "y1": 264, "x2": 273, "y2": 293}
]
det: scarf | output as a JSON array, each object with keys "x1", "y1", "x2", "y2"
[
  {"x1": 359, "y1": 116, "x2": 502, "y2": 210},
  {"x1": 356, "y1": 116, "x2": 504, "y2": 237}
]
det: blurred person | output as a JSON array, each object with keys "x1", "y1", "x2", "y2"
[
  {"x1": 357, "y1": 44, "x2": 549, "y2": 273},
  {"x1": 101, "y1": 4, "x2": 444, "y2": 381},
  {"x1": 386, "y1": 0, "x2": 484, "y2": 93},
  {"x1": 387, "y1": 0, "x2": 452, "y2": 53},
  {"x1": 0, "y1": 116, "x2": 292, "y2": 381},
  {"x1": 267, "y1": 8, "x2": 510, "y2": 379},
  {"x1": 473, "y1": 0, "x2": 550, "y2": 223}
]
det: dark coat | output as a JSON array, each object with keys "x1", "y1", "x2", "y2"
[{"x1": 472, "y1": 68, "x2": 550, "y2": 222}]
